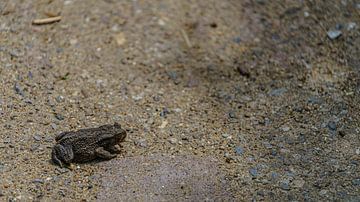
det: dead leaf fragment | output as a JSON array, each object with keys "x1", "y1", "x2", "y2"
[
  {"x1": 159, "y1": 120, "x2": 168, "y2": 129},
  {"x1": 114, "y1": 32, "x2": 126, "y2": 46}
]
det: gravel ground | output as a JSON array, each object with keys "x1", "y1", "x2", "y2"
[
  {"x1": 0, "y1": 0, "x2": 359, "y2": 201},
  {"x1": 97, "y1": 155, "x2": 231, "y2": 201}
]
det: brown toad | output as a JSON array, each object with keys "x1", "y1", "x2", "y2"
[{"x1": 51, "y1": 123, "x2": 126, "y2": 167}]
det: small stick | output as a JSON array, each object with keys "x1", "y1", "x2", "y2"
[
  {"x1": 180, "y1": 29, "x2": 192, "y2": 48},
  {"x1": 32, "y1": 16, "x2": 61, "y2": 25}
]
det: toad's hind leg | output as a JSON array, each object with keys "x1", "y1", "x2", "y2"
[
  {"x1": 52, "y1": 147, "x2": 63, "y2": 167},
  {"x1": 52, "y1": 144, "x2": 74, "y2": 167},
  {"x1": 95, "y1": 147, "x2": 117, "y2": 159}
]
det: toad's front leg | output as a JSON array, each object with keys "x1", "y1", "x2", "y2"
[
  {"x1": 95, "y1": 147, "x2": 117, "y2": 159},
  {"x1": 108, "y1": 144, "x2": 122, "y2": 154}
]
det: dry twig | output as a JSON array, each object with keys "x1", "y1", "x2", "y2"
[
  {"x1": 180, "y1": 29, "x2": 192, "y2": 48},
  {"x1": 32, "y1": 16, "x2": 61, "y2": 25}
]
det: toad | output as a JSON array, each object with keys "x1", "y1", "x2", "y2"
[{"x1": 51, "y1": 123, "x2": 126, "y2": 167}]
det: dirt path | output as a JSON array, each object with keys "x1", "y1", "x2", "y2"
[{"x1": 0, "y1": 0, "x2": 359, "y2": 201}]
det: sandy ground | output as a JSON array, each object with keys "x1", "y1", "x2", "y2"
[{"x1": 0, "y1": 0, "x2": 359, "y2": 201}]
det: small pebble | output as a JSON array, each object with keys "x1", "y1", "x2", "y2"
[
  {"x1": 173, "y1": 108, "x2": 182, "y2": 113},
  {"x1": 9, "y1": 50, "x2": 21, "y2": 58},
  {"x1": 269, "y1": 88, "x2": 287, "y2": 96},
  {"x1": 51, "y1": 123, "x2": 58, "y2": 130},
  {"x1": 337, "y1": 191, "x2": 347, "y2": 199},
  {"x1": 47, "y1": 99, "x2": 56, "y2": 107},
  {"x1": 56, "y1": 167, "x2": 69, "y2": 174},
  {"x1": 160, "y1": 108, "x2": 169, "y2": 117},
  {"x1": 224, "y1": 153, "x2": 233, "y2": 163},
  {"x1": 32, "y1": 179, "x2": 44, "y2": 184},
  {"x1": 56, "y1": 48, "x2": 63, "y2": 53},
  {"x1": 335, "y1": 23, "x2": 343, "y2": 30},
  {"x1": 167, "y1": 71, "x2": 177, "y2": 80},
  {"x1": 30, "y1": 144, "x2": 39, "y2": 151},
  {"x1": 55, "y1": 113, "x2": 64, "y2": 121},
  {"x1": 23, "y1": 99, "x2": 32, "y2": 104},
  {"x1": 271, "y1": 172, "x2": 279, "y2": 181},
  {"x1": 282, "y1": 126, "x2": 290, "y2": 132},
  {"x1": 233, "y1": 37, "x2": 241, "y2": 44},
  {"x1": 55, "y1": 96, "x2": 65, "y2": 103},
  {"x1": 222, "y1": 133, "x2": 231, "y2": 138},
  {"x1": 256, "y1": 190, "x2": 265, "y2": 197},
  {"x1": 14, "y1": 83, "x2": 24, "y2": 96},
  {"x1": 70, "y1": 39, "x2": 78, "y2": 45},
  {"x1": 158, "y1": 19, "x2": 166, "y2": 26},
  {"x1": 134, "y1": 139, "x2": 147, "y2": 147},
  {"x1": 28, "y1": 71, "x2": 33, "y2": 79},
  {"x1": 153, "y1": 95, "x2": 161, "y2": 102},
  {"x1": 263, "y1": 142, "x2": 272, "y2": 149},
  {"x1": 319, "y1": 189, "x2": 328, "y2": 196},
  {"x1": 327, "y1": 30, "x2": 342, "y2": 40},
  {"x1": 292, "y1": 179, "x2": 305, "y2": 188},
  {"x1": 168, "y1": 138, "x2": 178, "y2": 144},
  {"x1": 327, "y1": 121, "x2": 337, "y2": 131},
  {"x1": 4, "y1": 138, "x2": 11, "y2": 144},
  {"x1": 237, "y1": 66, "x2": 251, "y2": 78},
  {"x1": 308, "y1": 96, "x2": 322, "y2": 105},
  {"x1": 33, "y1": 135, "x2": 41, "y2": 141},
  {"x1": 132, "y1": 94, "x2": 143, "y2": 101},
  {"x1": 352, "y1": 178, "x2": 360, "y2": 186},
  {"x1": 235, "y1": 146, "x2": 244, "y2": 155},
  {"x1": 249, "y1": 168, "x2": 258, "y2": 177},
  {"x1": 347, "y1": 22, "x2": 356, "y2": 31},
  {"x1": 58, "y1": 190, "x2": 66, "y2": 197},
  {"x1": 64, "y1": 0, "x2": 73, "y2": 5},
  {"x1": 280, "y1": 181, "x2": 290, "y2": 190},
  {"x1": 228, "y1": 111, "x2": 237, "y2": 119},
  {"x1": 186, "y1": 77, "x2": 199, "y2": 88},
  {"x1": 45, "y1": 137, "x2": 53, "y2": 143}
]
